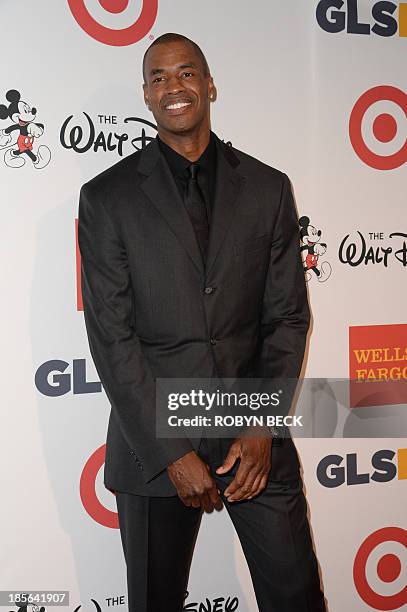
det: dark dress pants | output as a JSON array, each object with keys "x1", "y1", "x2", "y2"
[{"x1": 115, "y1": 437, "x2": 327, "y2": 612}]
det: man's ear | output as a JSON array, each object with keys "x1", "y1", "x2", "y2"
[
  {"x1": 143, "y1": 83, "x2": 150, "y2": 109},
  {"x1": 208, "y1": 77, "x2": 217, "y2": 102}
]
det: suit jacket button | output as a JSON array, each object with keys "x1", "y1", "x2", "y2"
[
  {"x1": 204, "y1": 286, "x2": 214, "y2": 294},
  {"x1": 210, "y1": 337, "x2": 217, "y2": 345}
]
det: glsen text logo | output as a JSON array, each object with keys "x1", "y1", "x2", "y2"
[
  {"x1": 317, "y1": 0, "x2": 407, "y2": 36},
  {"x1": 35, "y1": 359, "x2": 101, "y2": 396},
  {"x1": 317, "y1": 448, "x2": 407, "y2": 487}
]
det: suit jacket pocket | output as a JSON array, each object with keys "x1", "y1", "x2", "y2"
[{"x1": 233, "y1": 233, "x2": 270, "y2": 256}]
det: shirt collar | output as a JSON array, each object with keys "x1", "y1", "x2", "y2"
[{"x1": 157, "y1": 130, "x2": 217, "y2": 180}]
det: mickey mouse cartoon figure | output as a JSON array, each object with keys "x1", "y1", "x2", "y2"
[
  {"x1": 0, "y1": 89, "x2": 51, "y2": 169},
  {"x1": 299, "y1": 215, "x2": 332, "y2": 282}
]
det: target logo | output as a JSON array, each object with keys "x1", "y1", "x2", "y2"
[
  {"x1": 349, "y1": 86, "x2": 407, "y2": 170},
  {"x1": 354, "y1": 527, "x2": 407, "y2": 610},
  {"x1": 67, "y1": 0, "x2": 158, "y2": 46},
  {"x1": 80, "y1": 444, "x2": 119, "y2": 528}
]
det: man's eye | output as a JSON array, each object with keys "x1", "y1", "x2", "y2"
[
  {"x1": 153, "y1": 76, "x2": 163, "y2": 83},
  {"x1": 183, "y1": 72, "x2": 193, "y2": 78}
]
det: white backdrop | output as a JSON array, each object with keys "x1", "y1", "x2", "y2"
[{"x1": 1, "y1": 1, "x2": 406, "y2": 611}]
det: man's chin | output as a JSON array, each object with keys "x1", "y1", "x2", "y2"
[{"x1": 158, "y1": 122, "x2": 199, "y2": 137}]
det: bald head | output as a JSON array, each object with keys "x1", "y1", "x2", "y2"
[{"x1": 142, "y1": 33, "x2": 210, "y2": 82}]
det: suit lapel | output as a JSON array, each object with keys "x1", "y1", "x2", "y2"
[
  {"x1": 138, "y1": 135, "x2": 246, "y2": 278},
  {"x1": 139, "y1": 138, "x2": 205, "y2": 275},
  {"x1": 205, "y1": 137, "x2": 246, "y2": 276}
]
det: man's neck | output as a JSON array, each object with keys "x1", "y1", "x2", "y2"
[{"x1": 157, "y1": 125, "x2": 211, "y2": 162}]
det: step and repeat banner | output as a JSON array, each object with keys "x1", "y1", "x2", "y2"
[{"x1": 1, "y1": 1, "x2": 406, "y2": 611}]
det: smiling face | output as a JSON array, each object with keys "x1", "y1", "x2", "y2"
[
  {"x1": 143, "y1": 40, "x2": 215, "y2": 139},
  {"x1": 12, "y1": 100, "x2": 37, "y2": 124},
  {"x1": 307, "y1": 225, "x2": 322, "y2": 244}
]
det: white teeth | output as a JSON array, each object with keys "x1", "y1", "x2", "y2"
[{"x1": 166, "y1": 102, "x2": 191, "y2": 110}]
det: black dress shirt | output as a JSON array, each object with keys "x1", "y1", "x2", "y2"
[{"x1": 157, "y1": 130, "x2": 217, "y2": 224}]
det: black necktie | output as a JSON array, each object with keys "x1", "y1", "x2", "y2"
[{"x1": 184, "y1": 163, "x2": 209, "y2": 262}]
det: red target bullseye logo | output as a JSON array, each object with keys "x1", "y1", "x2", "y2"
[
  {"x1": 67, "y1": 0, "x2": 158, "y2": 46},
  {"x1": 80, "y1": 444, "x2": 118, "y2": 529},
  {"x1": 354, "y1": 527, "x2": 407, "y2": 610},
  {"x1": 349, "y1": 86, "x2": 407, "y2": 170}
]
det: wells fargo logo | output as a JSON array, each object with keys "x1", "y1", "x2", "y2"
[{"x1": 349, "y1": 323, "x2": 407, "y2": 407}]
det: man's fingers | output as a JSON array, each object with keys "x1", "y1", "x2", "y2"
[
  {"x1": 215, "y1": 442, "x2": 240, "y2": 474},
  {"x1": 179, "y1": 494, "x2": 192, "y2": 507},
  {"x1": 208, "y1": 484, "x2": 223, "y2": 511},
  {"x1": 224, "y1": 458, "x2": 257, "y2": 498},
  {"x1": 214, "y1": 496, "x2": 223, "y2": 511},
  {"x1": 248, "y1": 474, "x2": 269, "y2": 499},
  {"x1": 243, "y1": 472, "x2": 268, "y2": 500},
  {"x1": 242, "y1": 473, "x2": 269, "y2": 500},
  {"x1": 240, "y1": 472, "x2": 263, "y2": 500},
  {"x1": 224, "y1": 468, "x2": 250, "y2": 497},
  {"x1": 227, "y1": 467, "x2": 260, "y2": 501},
  {"x1": 197, "y1": 487, "x2": 221, "y2": 513},
  {"x1": 190, "y1": 495, "x2": 202, "y2": 509},
  {"x1": 181, "y1": 493, "x2": 201, "y2": 509},
  {"x1": 202, "y1": 491, "x2": 214, "y2": 512}
]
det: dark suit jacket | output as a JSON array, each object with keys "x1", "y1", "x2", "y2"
[{"x1": 78, "y1": 132, "x2": 310, "y2": 496}]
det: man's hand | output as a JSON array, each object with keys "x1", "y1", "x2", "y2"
[
  {"x1": 167, "y1": 450, "x2": 223, "y2": 512},
  {"x1": 216, "y1": 428, "x2": 272, "y2": 502}
]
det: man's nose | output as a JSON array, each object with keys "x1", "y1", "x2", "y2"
[{"x1": 164, "y1": 74, "x2": 185, "y2": 94}]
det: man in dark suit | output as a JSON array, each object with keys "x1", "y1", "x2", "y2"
[{"x1": 78, "y1": 33, "x2": 327, "y2": 612}]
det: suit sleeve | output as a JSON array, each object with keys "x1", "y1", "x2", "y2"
[
  {"x1": 78, "y1": 183, "x2": 194, "y2": 483},
  {"x1": 252, "y1": 173, "x2": 310, "y2": 435}
]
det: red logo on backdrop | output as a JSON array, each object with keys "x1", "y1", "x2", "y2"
[
  {"x1": 80, "y1": 444, "x2": 118, "y2": 529},
  {"x1": 354, "y1": 527, "x2": 407, "y2": 610},
  {"x1": 349, "y1": 86, "x2": 407, "y2": 170},
  {"x1": 349, "y1": 323, "x2": 407, "y2": 407},
  {"x1": 67, "y1": 0, "x2": 158, "y2": 46}
]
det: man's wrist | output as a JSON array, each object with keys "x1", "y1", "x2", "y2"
[
  {"x1": 166, "y1": 449, "x2": 196, "y2": 471},
  {"x1": 241, "y1": 424, "x2": 273, "y2": 439}
]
